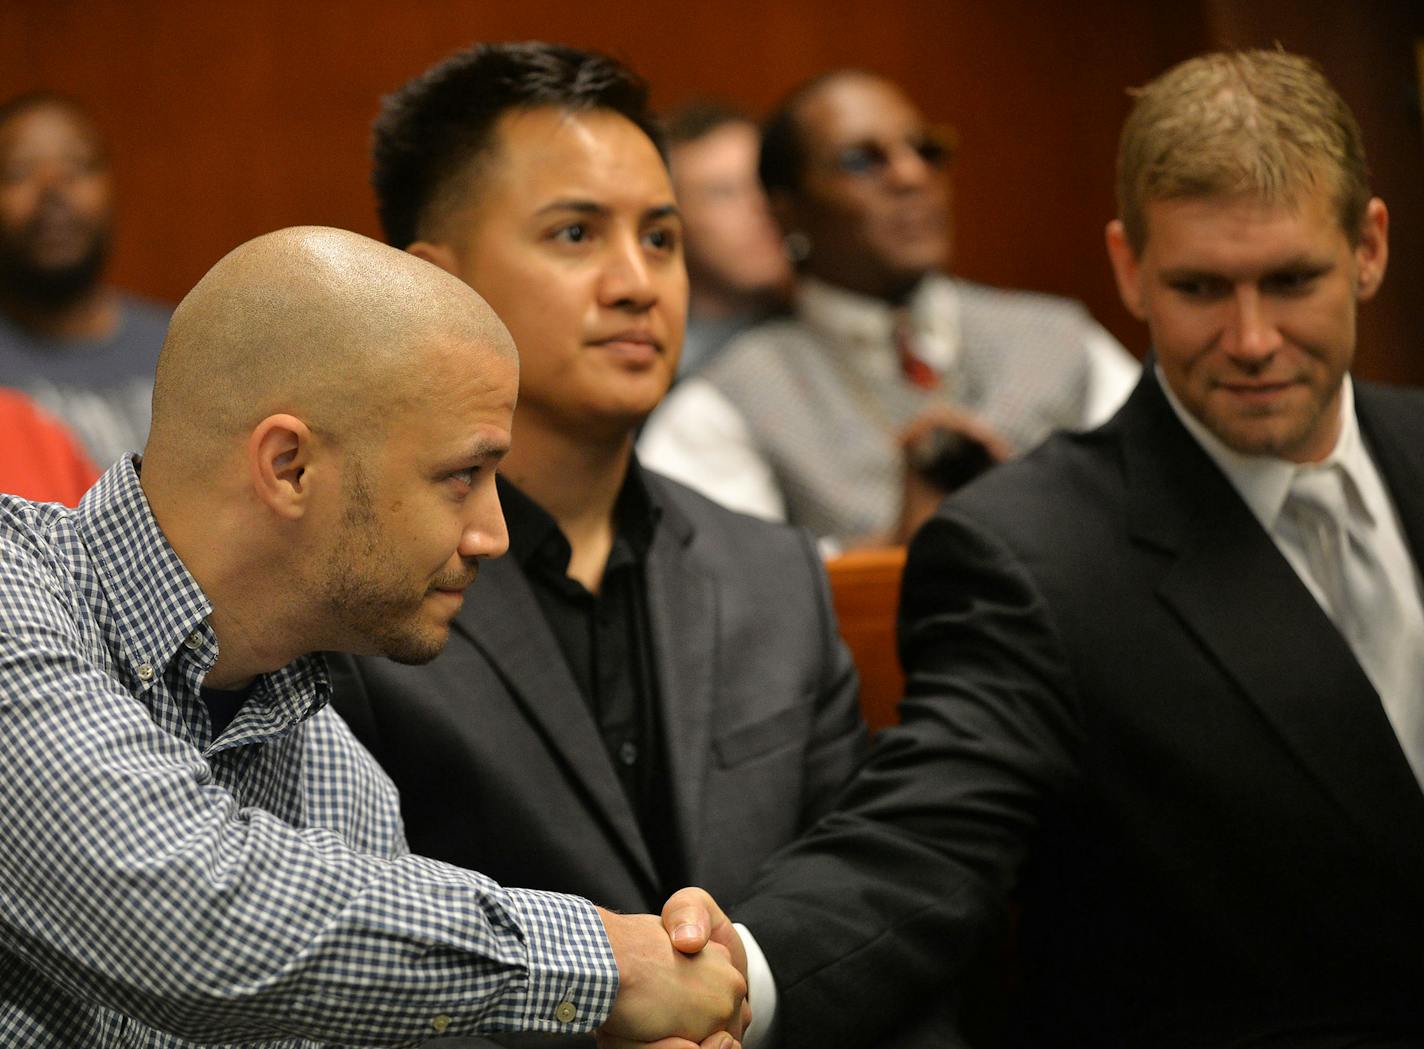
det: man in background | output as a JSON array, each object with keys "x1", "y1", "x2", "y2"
[
  {"x1": 641, "y1": 70, "x2": 1138, "y2": 548},
  {"x1": 663, "y1": 102, "x2": 790, "y2": 376},
  {"x1": 0, "y1": 91, "x2": 169, "y2": 467},
  {"x1": 332, "y1": 42, "x2": 866, "y2": 1047}
]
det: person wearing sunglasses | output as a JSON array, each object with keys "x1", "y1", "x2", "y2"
[{"x1": 641, "y1": 70, "x2": 1138, "y2": 550}]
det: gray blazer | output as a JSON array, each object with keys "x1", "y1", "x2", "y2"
[{"x1": 328, "y1": 469, "x2": 867, "y2": 1046}]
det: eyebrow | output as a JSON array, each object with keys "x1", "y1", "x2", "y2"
[
  {"x1": 438, "y1": 436, "x2": 510, "y2": 470},
  {"x1": 533, "y1": 198, "x2": 682, "y2": 223},
  {"x1": 1158, "y1": 257, "x2": 1334, "y2": 282},
  {"x1": 471, "y1": 436, "x2": 511, "y2": 460},
  {"x1": 534, "y1": 199, "x2": 608, "y2": 219}
]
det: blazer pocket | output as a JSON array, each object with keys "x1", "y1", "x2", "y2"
[{"x1": 713, "y1": 704, "x2": 806, "y2": 767}]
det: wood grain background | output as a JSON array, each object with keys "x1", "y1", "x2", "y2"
[{"x1": 5, "y1": 0, "x2": 1421, "y2": 382}]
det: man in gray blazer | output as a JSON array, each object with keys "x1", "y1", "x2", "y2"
[
  {"x1": 640, "y1": 69, "x2": 1140, "y2": 549},
  {"x1": 329, "y1": 42, "x2": 867, "y2": 1048}
]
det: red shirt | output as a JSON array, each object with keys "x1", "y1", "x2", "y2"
[{"x1": 0, "y1": 387, "x2": 100, "y2": 505}]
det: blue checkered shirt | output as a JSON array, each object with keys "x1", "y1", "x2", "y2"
[{"x1": 0, "y1": 460, "x2": 619, "y2": 1047}]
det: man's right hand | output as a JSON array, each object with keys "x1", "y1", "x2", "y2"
[{"x1": 596, "y1": 894, "x2": 747, "y2": 1046}]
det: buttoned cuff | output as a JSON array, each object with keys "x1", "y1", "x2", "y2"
[{"x1": 502, "y1": 887, "x2": 620, "y2": 1034}]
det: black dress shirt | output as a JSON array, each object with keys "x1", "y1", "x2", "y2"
[{"x1": 498, "y1": 464, "x2": 685, "y2": 891}]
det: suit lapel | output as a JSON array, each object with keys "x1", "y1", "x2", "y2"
[
  {"x1": 453, "y1": 554, "x2": 660, "y2": 890},
  {"x1": 643, "y1": 482, "x2": 718, "y2": 881},
  {"x1": 1122, "y1": 372, "x2": 1424, "y2": 877},
  {"x1": 1357, "y1": 382, "x2": 1424, "y2": 568}
]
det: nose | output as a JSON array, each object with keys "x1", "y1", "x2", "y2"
[
  {"x1": 32, "y1": 157, "x2": 87, "y2": 197},
  {"x1": 598, "y1": 230, "x2": 658, "y2": 311},
  {"x1": 1225, "y1": 285, "x2": 1283, "y2": 364},
  {"x1": 460, "y1": 482, "x2": 510, "y2": 561},
  {"x1": 883, "y1": 142, "x2": 936, "y2": 192}
]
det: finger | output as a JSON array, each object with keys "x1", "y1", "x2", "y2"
[
  {"x1": 708, "y1": 919, "x2": 748, "y2": 981},
  {"x1": 726, "y1": 989, "x2": 748, "y2": 1041},
  {"x1": 595, "y1": 1037, "x2": 706, "y2": 1049},
  {"x1": 660, "y1": 885, "x2": 718, "y2": 953}
]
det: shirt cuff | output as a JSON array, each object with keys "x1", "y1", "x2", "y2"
[
  {"x1": 736, "y1": 922, "x2": 780, "y2": 1049},
  {"x1": 501, "y1": 888, "x2": 620, "y2": 1034}
]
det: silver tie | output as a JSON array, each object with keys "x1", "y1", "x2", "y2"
[{"x1": 1286, "y1": 465, "x2": 1424, "y2": 786}]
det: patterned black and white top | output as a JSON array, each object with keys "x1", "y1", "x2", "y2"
[{"x1": 0, "y1": 459, "x2": 617, "y2": 1047}]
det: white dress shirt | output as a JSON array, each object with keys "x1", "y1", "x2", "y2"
[{"x1": 1159, "y1": 368, "x2": 1424, "y2": 783}]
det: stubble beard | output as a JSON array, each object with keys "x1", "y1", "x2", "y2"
[{"x1": 320, "y1": 458, "x2": 449, "y2": 666}]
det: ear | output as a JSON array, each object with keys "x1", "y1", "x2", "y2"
[
  {"x1": 407, "y1": 240, "x2": 461, "y2": 278},
  {"x1": 1105, "y1": 219, "x2": 1148, "y2": 322},
  {"x1": 768, "y1": 188, "x2": 801, "y2": 240},
  {"x1": 248, "y1": 413, "x2": 317, "y2": 520},
  {"x1": 1352, "y1": 197, "x2": 1389, "y2": 303}
]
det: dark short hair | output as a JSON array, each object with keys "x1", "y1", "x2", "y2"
[
  {"x1": 758, "y1": 69, "x2": 869, "y2": 197},
  {"x1": 663, "y1": 99, "x2": 751, "y2": 150},
  {"x1": 371, "y1": 41, "x2": 663, "y2": 248}
]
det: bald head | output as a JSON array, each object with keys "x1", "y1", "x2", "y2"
[{"x1": 148, "y1": 226, "x2": 515, "y2": 473}]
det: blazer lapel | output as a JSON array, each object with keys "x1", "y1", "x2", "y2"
[
  {"x1": 643, "y1": 483, "x2": 718, "y2": 881},
  {"x1": 453, "y1": 554, "x2": 661, "y2": 890},
  {"x1": 1357, "y1": 382, "x2": 1424, "y2": 568},
  {"x1": 1121, "y1": 372, "x2": 1424, "y2": 882}
]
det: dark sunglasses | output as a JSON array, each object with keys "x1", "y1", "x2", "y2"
[{"x1": 829, "y1": 127, "x2": 957, "y2": 178}]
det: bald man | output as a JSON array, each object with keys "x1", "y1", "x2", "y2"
[{"x1": 0, "y1": 226, "x2": 746, "y2": 1049}]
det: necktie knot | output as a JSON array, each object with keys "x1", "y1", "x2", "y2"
[
  {"x1": 1287, "y1": 464, "x2": 1349, "y2": 522},
  {"x1": 1284, "y1": 465, "x2": 1358, "y2": 624},
  {"x1": 893, "y1": 310, "x2": 939, "y2": 391}
]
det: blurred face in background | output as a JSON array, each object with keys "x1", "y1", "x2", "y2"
[
  {"x1": 779, "y1": 73, "x2": 952, "y2": 302},
  {"x1": 670, "y1": 119, "x2": 789, "y2": 309},
  {"x1": 0, "y1": 101, "x2": 114, "y2": 303}
]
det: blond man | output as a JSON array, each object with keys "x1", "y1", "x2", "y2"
[{"x1": 683, "y1": 50, "x2": 1424, "y2": 1048}]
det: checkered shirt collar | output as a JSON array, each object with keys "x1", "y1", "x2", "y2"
[
  {"x1": 74, "y1": 456, "x2": 329, "y2": 731},
  {"x1": 75, "y1": 457, "x2": 214, "y2": 682}
]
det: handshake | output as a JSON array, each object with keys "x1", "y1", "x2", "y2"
[{"x1": 596, "y1": 887, "x2": 751, "y2": 1049}]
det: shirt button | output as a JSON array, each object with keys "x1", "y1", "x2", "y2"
[
  {"x1": 618, "y1": 740, "x2": 638, "y2": 766},
  {"x1": 135, "y1": 662, "x2": 154, "y2": 681},
  {"x1": 184, "y1": 631, "x2": 204, "y2": 650},
  {"x1": 555, "y1": 1001, "x2": 578, "y2": 1024},
  {"x1": 431, "y1": 1014, "x2": 452, "y2": 1033}
]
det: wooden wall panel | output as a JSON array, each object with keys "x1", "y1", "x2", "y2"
[{"x1": 2, "y1": 1, "x2": 1419, "y2": 382}]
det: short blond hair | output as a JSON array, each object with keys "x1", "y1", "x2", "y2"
[{"x1": 1116, "y1": 49, "x2": 1370, "y2": 252}]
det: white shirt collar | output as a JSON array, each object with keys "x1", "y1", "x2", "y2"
[
  {"x1": 1156, "y1": 365, "x2": 1373, "y2": 531},
  {"x1": 796, "y1": 273, "x2": 962, "y2": 371}
]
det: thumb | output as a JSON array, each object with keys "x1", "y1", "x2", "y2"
[{"x1": 660, "y1": 886, "x2": 718, "y2": 954}]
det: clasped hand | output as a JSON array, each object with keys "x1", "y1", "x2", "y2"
[{"x1": 597, "y1": 887, "x2": 750, "y2": 1049}]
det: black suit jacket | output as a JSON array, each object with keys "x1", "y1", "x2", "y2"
[
  {"x1": 735, "y1": 370, "x2": 1424, "y2": 1048},
  {"x1": 328, "y1": 470, "x2": 866, "y2": 1046}
]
